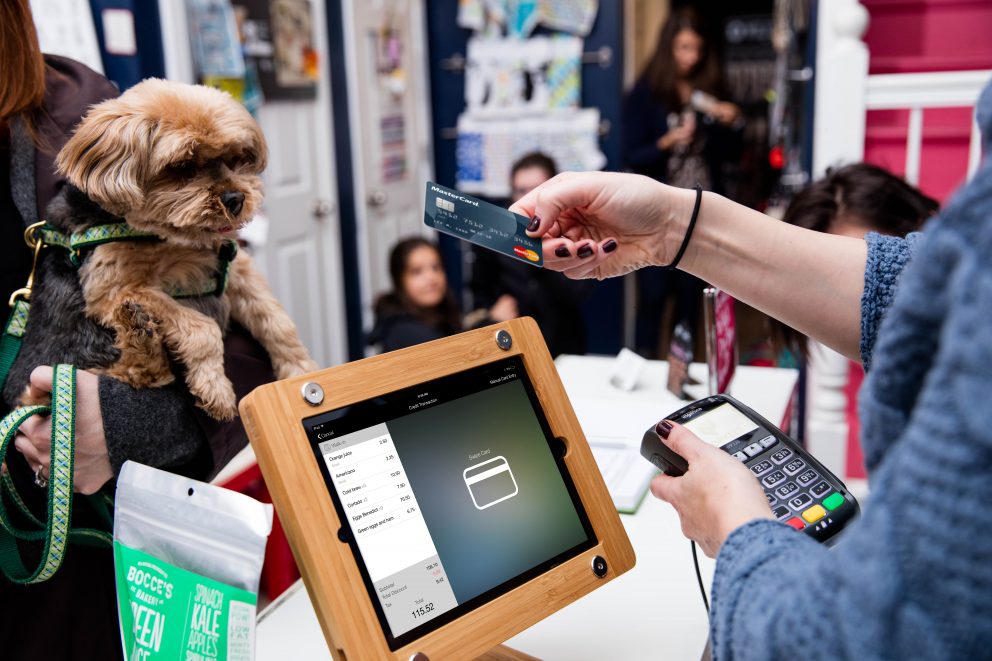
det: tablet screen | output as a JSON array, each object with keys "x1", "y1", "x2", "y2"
[{"x1": 303, "y1": 356, "x2": 595, "y2": 649}]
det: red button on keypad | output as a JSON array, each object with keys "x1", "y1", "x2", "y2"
[{"x1": 786, "y1": 517, "x2": 805, "y2": 530}]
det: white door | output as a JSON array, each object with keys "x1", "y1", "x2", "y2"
[
  {"x1": 157, "y1": 0, "x2": 347, "y2": 368},
  {"x1": 342, "y1": 0, "x2": 434, "y2": 331}
]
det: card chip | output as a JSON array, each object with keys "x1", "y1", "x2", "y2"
[
  {"x1": 436, "y1": 197, "x2": 455, "y2": 212},
  {"x1": 463, "y1": 456, "x2": 518, "y2": 510}
]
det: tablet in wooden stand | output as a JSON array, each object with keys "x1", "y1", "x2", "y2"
[{"x1": 239, "y1": 318, "x2": 635, "y2": 660}]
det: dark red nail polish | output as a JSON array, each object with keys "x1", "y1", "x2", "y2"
[
  {"x1": 603, "y1": 239, "x2": 618, "y2": 253},
  {"x1": 555, "y1": 245, "x2": 571, "y2": 258},
  {"x1": 527, "y1": 216, "x2": 541, "y2": 232},
  {"x1": 656, "y1": 420, "x2": 673, "y2": 438},
  {"x1": 577, "y1": 244, "x2": 594, "y2": 258}
]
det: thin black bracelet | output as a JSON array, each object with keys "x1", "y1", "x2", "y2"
[{"x1": 665, "y1": 184, "x2": 703, "y2": 270}]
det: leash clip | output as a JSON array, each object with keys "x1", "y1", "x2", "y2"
[{"x1": 11, "y1": 221, "x2": 48, "y2": 307}]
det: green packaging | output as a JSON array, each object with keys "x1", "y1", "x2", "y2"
[
  {"x1": 114, "y1": 542, "x2": 257, "y2": 660},
  {"x1": 114, "y1": 462, "x2": 273, "y2": 661}
]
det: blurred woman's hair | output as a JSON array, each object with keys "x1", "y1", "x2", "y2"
[
  {"x1": 0, "y1": 0, "x2": 47, "y2": 123},
  {"x1": 641, "y1": 6, "x2": 723, "y2": 110},
  {"x1": 374, "y1": 237, "x2": 461, "y2": 334},
  {"x1": 511, "y1": 152, "x2": 558, "y2": 180},
  {"x1": 773, "y1": 163, "x2": 939, "y2": 358}
]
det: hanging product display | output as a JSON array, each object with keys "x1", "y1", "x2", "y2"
[
  {"x1": 464, "y1": 35, "x2": 580, "y2": 115},
  {"x1": 270, "y1": 0, "x2": 319, "y2": 90},
  {"x1": 186, "y1": 0, "x2": 246, "y2": 80},
  {"x1": 458, "y1": 0, "x2": 598, "y2": 37},
  {"x1": 456, "y1": 108, "x2": 605, "y2": 197},
  {"x1": 454, "y1": 1, "x2": 603, "y2": 198},
  {"x1": 538, "y1": 0, "x2": 598, "y2": 36}
]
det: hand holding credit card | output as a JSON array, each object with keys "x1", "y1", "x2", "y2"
[{"x1": 424, "y1": 182, "x2": 543, "y2": 267}]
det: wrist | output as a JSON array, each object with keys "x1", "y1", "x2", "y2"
[{"x1": 653, "y1": 184, "x2": 699, "y2": 267}]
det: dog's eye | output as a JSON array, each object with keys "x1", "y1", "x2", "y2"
[{"x1": 169, "y1": 161, "x2": 197, "y2": 178}]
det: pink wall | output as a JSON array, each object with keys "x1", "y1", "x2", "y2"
[{"x1": 861, "y1": 0, "x2": 992, "y2": 202}]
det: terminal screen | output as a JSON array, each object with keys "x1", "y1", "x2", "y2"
[
  {"x1": 303, "y1": 356, "x2": 595, "y2": 649},
  {"x1": 683, "y1": 402, "x2": 759, "y2": 448}
]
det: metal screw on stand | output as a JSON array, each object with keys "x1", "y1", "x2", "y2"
[
  {"x1": 302, "y1": 382, "x2": 324, "y2": 406},
  {"x1": 496, "y1": 330, "x2": 513, "y2": 351}
]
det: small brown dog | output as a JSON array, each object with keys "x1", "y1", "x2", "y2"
[{"x1": 51, "y1": 79, "x2": 317, "y2": 419}]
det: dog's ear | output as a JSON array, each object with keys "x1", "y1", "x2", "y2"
[
  {"x1": 245, "y1": 120, "x2": 268, "y2": 174},
  {"x1": 56, "y1": 99, "x2": 157, "y2": 215}
]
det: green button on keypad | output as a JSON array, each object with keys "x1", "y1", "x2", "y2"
[{"x1": 823, "y1": 492, "x2": 845, "y2": 511}]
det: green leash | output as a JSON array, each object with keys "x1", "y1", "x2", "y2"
[{"x1": 0, "y1": 365, "x2": 93, "y2": 583}]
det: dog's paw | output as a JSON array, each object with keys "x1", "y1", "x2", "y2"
[
  {"x1": 275, "y1": 359, "x2": 319, "y2": 380},
  {"x1": 195, "y1": 381, "x2": 238, "y2": 421},
  {"x1": 116, "y1": 300, "x2": 161, "y2": 338}
]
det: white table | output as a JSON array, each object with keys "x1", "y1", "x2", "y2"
[{"x1": 256, "y1": 356, "x2": 798, "y2": 661}]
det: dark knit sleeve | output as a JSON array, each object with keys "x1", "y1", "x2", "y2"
[
  {"x1": 100, "y1": 322, "x2": 275, "y2": 481},
  {"x1": 99, "y1": 376, "x2": 206, "y2": 476},
  {"x1": 860, "y1": 231, "x2": 922, "y2": 370}
]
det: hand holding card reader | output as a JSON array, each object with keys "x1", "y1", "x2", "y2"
[{"x1": 640, "y1": 394, "x2": 858, "y2": 542}]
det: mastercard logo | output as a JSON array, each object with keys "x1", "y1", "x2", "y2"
[{"x1": 513, "y1": 246, "x2": 540, "y2": 262}]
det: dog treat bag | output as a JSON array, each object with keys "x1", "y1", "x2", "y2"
[{"x1": 113, "y1": 461, "x2": 273, "y2": 661}]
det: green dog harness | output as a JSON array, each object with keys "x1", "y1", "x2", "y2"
[{"x1": 0, "y1": 221, "x2": 236, "y2": 583}]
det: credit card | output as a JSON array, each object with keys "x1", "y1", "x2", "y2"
[{"x1": 423, "y1": 182, "x2": 543, "y2": 267}]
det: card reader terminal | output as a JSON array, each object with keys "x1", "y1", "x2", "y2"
[{"x1": 640, "y1": 394, "x2": 859, "y2": 543}]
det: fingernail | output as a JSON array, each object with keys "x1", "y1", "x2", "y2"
[
  {"x1": 577, "y1": 244, "x2": 594, "y2": 258},
  {"x1": 603, "y1": 239, "x2": 618, "y2": 253},
  {"x1": 555, "y1": 245, "x2": 571, "y2": 258},
  {"x1": 655, "y1": 420, "x2": 673, "y2": 438},
  {"x1": 527, "y1": 215, "x2": 541, "y2": 232}
]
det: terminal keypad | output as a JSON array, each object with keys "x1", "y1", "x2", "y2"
[{"x1": 725, "y1": 435, "x2": 849, "y2": 535}]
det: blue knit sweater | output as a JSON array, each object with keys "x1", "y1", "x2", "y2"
[{"x1": 711, "y1": 87, "x2": 992, "y2": 659}]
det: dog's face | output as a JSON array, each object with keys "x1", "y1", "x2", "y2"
[{"x1": 56, "y1": 79, "x2": 267, "y2": 248}]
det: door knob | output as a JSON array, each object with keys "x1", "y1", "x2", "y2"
[
  {"x1": 311, "y1": 199, "x2": 336, "y2": 219},
  {"x1": 367, "y1": 190, "x2": 388, "y2": 208}
]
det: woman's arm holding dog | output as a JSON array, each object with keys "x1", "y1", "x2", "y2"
[
  {"x1": 14, "y1": 367, "x2": 208, "y2": 493},
  {"x1": 101, "y1": 323, "x2": 276, "y2": 482}
]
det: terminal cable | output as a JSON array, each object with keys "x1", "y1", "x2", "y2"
[{"x1": 691, "y1": 540, "x2": 710, "y2": 616}]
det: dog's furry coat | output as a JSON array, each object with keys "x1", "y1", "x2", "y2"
[{"x1": 7, "y1": 80, "x2": 316, "y2": 419}]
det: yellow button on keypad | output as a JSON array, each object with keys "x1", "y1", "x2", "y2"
[{"x1": 801, "y1": 504, "x2": 826, "y2": 523}]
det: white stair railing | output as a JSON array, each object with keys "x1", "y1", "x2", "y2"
[{"x1": 808, "y1": 1, "x2": 989, "y2": 482}]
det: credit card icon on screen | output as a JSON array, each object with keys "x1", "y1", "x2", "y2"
[{"x1": 463, "y1": 456, "x2": 519, "y2": 510}]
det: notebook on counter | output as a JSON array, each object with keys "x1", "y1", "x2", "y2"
[{"x1": 572, "y1": 398, "x2": 664, "y2": 514}]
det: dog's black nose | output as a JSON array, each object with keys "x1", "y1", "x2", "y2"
[{"x1": 220, "y1": 191, "x2": 245, "y2": 217}]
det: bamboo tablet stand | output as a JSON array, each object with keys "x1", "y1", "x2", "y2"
[{"x1": 240, "y1": 318, "x2": 635, "y2": 660}]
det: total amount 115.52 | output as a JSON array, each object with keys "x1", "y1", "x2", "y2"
[{"x1": 411, "y1": 602, "x2": 435, "y2": 619}]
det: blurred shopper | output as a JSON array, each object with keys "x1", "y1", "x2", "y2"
[
  {"x1": 468, "y1": 153, "x2": 590, "y2": 356},
  {"x1": 370, "y1": 237, "x2": 466, "y2": 352},
  {"x1": 624, "y1": 6, "x2": 742, "y2": 357},
  {"x1": 771, "y1": 163, "x2": 938, "y2": 358}
]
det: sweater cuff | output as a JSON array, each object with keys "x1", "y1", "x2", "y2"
[
  {"x1": 99, "y1": 376, "x2": 206, "y2": 475},
  {"x1": 710, "y1": 519, "x2": 814, "y2": 653},
  {"x1": 860, "y1": 232, "x2": 921, "y2": 370}
]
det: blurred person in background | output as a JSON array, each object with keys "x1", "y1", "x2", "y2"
[
  {"x1": 468, "y1": 152, "x2": 590, "y2": 356},
  {"x1": 770, "y1": 163, "x2": 938, "y2": 360},
  {"x1": 624, "y1": 6, "x2": 742, "y2": 358},
  {"x1": 370, "y1": 237, "x2": 472, "y2": 352}
]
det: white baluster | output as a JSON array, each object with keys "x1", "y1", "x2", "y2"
[
  {"x1": 806, "y1": 341, "x2": 850, "y2": 479},
  {"x1": 813, "y1": 0, "x2": 870, "y2": 176}
]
